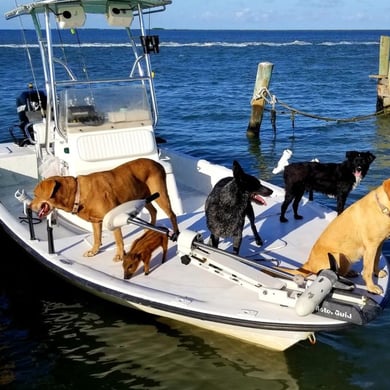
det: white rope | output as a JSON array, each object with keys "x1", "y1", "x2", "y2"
[{"x1": 253, "y1": 87, "x2": 269, "y2": 101}]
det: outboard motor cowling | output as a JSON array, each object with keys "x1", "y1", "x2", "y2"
[
  {"x1": 17, "y1": 88, "x2": 47, "y2": 127},
  {"x1": 11, "y1": 86, "x2": 47, "y2": 146}
]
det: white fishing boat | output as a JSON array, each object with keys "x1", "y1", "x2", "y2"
[{"x1": 1, "y1": 0, "x2": 388, "y2": 352}]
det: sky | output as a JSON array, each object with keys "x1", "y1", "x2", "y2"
[{"x1": 1, "y1": 0, "x2": 390, "y2": 30}]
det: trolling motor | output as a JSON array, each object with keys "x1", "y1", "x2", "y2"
[
  {"x1": 177, "y1": 232, "x2": 380, "y2": 324},
  {"x1": 293, "y1": 253, "x2": 380, "y2": 322},
  {"x1": 295, "y1": 268, "x2": 339, "y2": 316},
  {"x1": 295, "y1": 253, "x2": 358, "y2": 315},
  {"x1": 103, "y1": 198, "x2": 382, "y2": 325}
]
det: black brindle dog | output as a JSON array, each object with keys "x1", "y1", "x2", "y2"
[
  {"x1": 280, "y1": 151, "x2": 376, "y2": 223},
  {"x1": 205, "y1": 160, "x2": 273, "y2": 254}
]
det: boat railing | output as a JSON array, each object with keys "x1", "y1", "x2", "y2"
[
  {"x1": 54, "y1": 76, "x2": 152, "y2": 87},
  {"x1": 53, "y1": 57, "x2": 77, "y2": 81},
  {"x1": 52, "y1": 56, "x2": 153, "y2": 85}
]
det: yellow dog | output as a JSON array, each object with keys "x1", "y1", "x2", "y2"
[{"x1": 280, "y1": 178, "x2": 390, "y2": 294}]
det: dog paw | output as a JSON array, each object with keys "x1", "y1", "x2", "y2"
[
  {"x1": 112, "y1": 255, "x2": 123, "y2": 262},
  {"x1": 368, "y1": 284, "x2": 383, "y2": 295},
  {"x1": 294, "y1": 215, "x2": 303, "y2": 220},
  {"x1": 171, "y1": 231, "x2": 180, "y2": 242},
  {"x1": 280, "y1": 216, "x2": 288, "y2": 223},
  {"x1": 255, "y1": 238, "x2": 263, "y2": 246},
  {"x1": 377, "y1": 269, "x2": 388, "y2": 278},
  {"x1": 83, "y1": 249, "x2": 99, "y2": 257}
]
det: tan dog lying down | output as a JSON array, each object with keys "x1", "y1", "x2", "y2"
[
  {"x1": 29, "y1": 158, "x2": 179, "y2": 261},
  {"x1": 122, "y1": 228, "x2": 168, "y2": 280},
  {"x1": 281, "y1": 178, "x2": 390, "y2": 294}
]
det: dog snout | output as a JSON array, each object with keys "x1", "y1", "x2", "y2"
[
  {"x1": 261, "y1": 186, "x2": 273, "y2": 196},
  {"x1": 123, "y1": 266, "x2": 135, "y2": 279}
]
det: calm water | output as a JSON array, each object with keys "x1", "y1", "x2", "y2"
[{"x1": 2, "y1": 29, "x2": 390, "y2": 389}]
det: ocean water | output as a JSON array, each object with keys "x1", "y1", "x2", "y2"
[{"x1": 2, "y1": 28, "x2": 390, "y2": 389}]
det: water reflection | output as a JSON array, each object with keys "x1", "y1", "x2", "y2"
[{"x1": 37, "y1": 301, "x2": 298, "y2": 389}]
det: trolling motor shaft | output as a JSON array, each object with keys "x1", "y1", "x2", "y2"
[{"x1": 176, "y1": 229, "x2": 298, "y2": 280}]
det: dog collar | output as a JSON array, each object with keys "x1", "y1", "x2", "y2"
[
  {"x1": 72, "y1": 178, "x2": 80, "y2": 214},
  {"x1": 375, "y1": 192, "x2": 390, "y2": 216}
]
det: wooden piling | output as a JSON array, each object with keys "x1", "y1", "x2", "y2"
[
  {"x1": 246, "y1": 62, "x2": 274, "y2": 138},
  {"x1": 369, "y1": 35, "x2": 390, "y2": 114}
]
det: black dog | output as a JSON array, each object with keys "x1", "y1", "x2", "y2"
[
  {"x1": 280, "y1": 151, "x2": 376, "y2": 223},
  {"x1": 205, "y1": 160, "x2": 273, "y2": 254}
]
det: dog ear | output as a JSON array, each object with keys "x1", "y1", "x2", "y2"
[
  {"x1": 232, "y1": 160, "x2": 244, "y2": 177},
  {"x1": 37, "y1": 179, "x2": 60, "y2": 199},
  {"x1": 383, "y1": 179, "x2": 390, "y2": 199},
  {"x1": 368, "y1": 152, "x2": 376, "y2": 163},
  {"x1": 345, "y1": 151, "x2": 355, "y2": 159}
]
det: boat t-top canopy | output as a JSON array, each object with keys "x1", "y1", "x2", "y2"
[
  {"x1": 4, "y1": 0, "x2": 173, "y2": 160},
  {"x1": 5, "y1": 0, "x2": 172, "y2": 20}
]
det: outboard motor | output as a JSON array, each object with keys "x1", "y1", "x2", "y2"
[
  {"x1": 17, "y1": 86, "x2": 46, "y2": 126},
  {"x1": 10, "y1": 84, "x2": 46, "y2": 146}
]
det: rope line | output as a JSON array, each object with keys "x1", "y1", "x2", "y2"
[
  {"x1": 255, "y1": 87, "x2": 388, "y2": 125},
  {"x1": 276, "y1": 99, "x2": 386, "y2": 123}
]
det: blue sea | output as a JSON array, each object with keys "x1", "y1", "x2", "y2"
[{"x1": 2, "y1": 29, "x2": 390, "y2": 389}]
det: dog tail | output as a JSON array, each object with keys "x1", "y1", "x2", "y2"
[
  {"x1": 277, "y1": 253, "x2": 338, "y2": 278},
  {"x1": 276, "y1": 266, "x2": 312, "y2": 277},
  {"x1": 272, "y1": 149, "x2": 292, "y2": 174}
]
